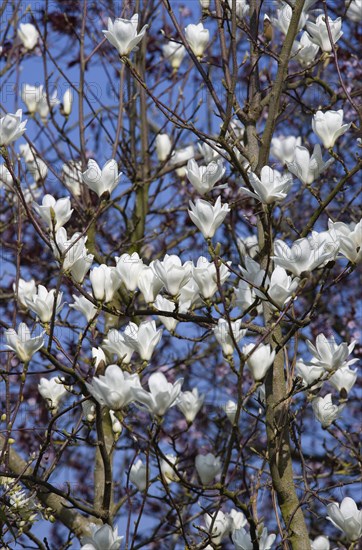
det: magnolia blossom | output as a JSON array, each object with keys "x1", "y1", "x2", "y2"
[
  {"x1": 227, "y1": 0, "x2": 249, "y2": 18},
  {"x1": 38, "y1": 377, "x2": 68, "y2": 413},
  {"x1": 204, "y1": 511, "x2": 231, "y2": 546},
  {"x1": 178, "y1": 278, "x2": 201, "y2": 313},
  {"x1": 81, "y1": 524, "x2": 123, "y2": 550},
  {"x1": 192, "y1": 256, "x2": 230, "y2": 299},
  {"x1": 176, "y1": 388, "x2": 204, "y2": 423},
  {"x1": 62, "y1": 161, "x2": 82, "y2": 196},
  {"x1": 310, "y1": 536, "x2": 330, "y2": 550},
  {"x1": 185, "y1": 23, "x2": 210, "y2": 58},
  {"x1": 69, "y1": 295, "x2": 98, "y2": 323},
  {"x1": 312, "y1": 394, "x2": 344, "y2": 428},
  {"x1": 198, "y1": 140, "x2": 223, "y2": 163},
  {"x1": 4, "y1": 323, "x2": 44, "y2": 362},
  {"x1": 286, "y1": 144, "x2": 334, "y2": 185},
  {"x1": 19, "y1": 144, "x2": 48, "y2": 182},
  {"x1": 155, "y1": 133, "x2": 172, "y2": 161},
  {"x1": 129, "y1": 459, "x2": 148, "y2": 492},
  {"x1": 160, "y1": 454, "x2": 178, "y2": 483},
  {"x1": 292, "y1": 31, "x2": 320, "y2": 66},
  {"x1": 0, "y1": 164, "x2": 14, "y2": 189},
  {"x1": 195, "y1": 453, "x2": 222, "y2": 484},
  {"x1": 103, "y1": 14, "x2": 148, "y2": 56},
  {"x1": 171, "y1": 145, "x2": 194, "y2": 177},
  {"x1": 233, "y1": 526, "x2": 276, "y2": 550},
  {"x1": 273, "y1": 235, "x2": 335, "y2": 276},
  {"x1": 33, "y1": 194, "x2": 73, "y2": 231},
  {"x1": 52, "y1": 227, "x2": 93, "y2": 282},
  {"x1": 21, "y1": 84, "x2": 59, "y2": 121},
  {"x1": 102, "y1": 329, "x2": 134, "y2": 364},
  {"x1": 17, "y1": 23, "x2": 39, "y2": 50},
  {"x1": 306, "y1": 15, "x2": 343, "y2": 52},
  {"x1": 271, "y1": 2, "x2": 308, "y2": 36},
  {"x1": 86, "y1": 364, "x2": 140, "y2": 410},
  {"x1": 62, "y1": 88, "x2": 73, "y2": 116},
  {"x1": 152, "y1": 254, "x2": 192, "y2": 296},
  {"x1": 138, "y1": 265, "x2": 163, "y2": 303},
  {"x1": 243, "y1": 343, "x2": 276, "y2": 381},
  {"x1": 115, "y1": 253, "x2": 144, "y2": 291},
  {"x1": 162, "y1": 41, "x2": 186, "y2": 70},
  {"x1": 346, "y1": 0, "x2": 362, "y2": 22},
  {"x1": 235, "y1": 279, "x2": 258, "y2": 313},
  {"x1": 225, "y1": 399, "x2": 237, "y2": 423},
  {"x1": 188, "y1": 196, "x2": 230, "y2": 238},
  {"x1": 312, "y1": 110, "x2": 351, "y2": 149},
  {"x1": 0, "y1": 110, "x2": 27, "y2": 146},
  {"x1": 123, "y1": 320, "x2": 162, "y2": 361},
  {"x1": 295, "y1": 360, "x2": 326, "y2": 390},
  {"x1": 133, "y1": 372, "x2": 183, "y2": 416},
  {"x1": 306, "y1": 334, "x2": 357, "y2": 372},
  {"x1": 270, "y1": 135, "x2": 302, "y2": 165},
  {"x1": 92, "y1": 347, "x2": 107, "y2": 368},
  {"x1": 14, "y1": 278, "x2": 36, "y2": 309},
  {"x1": 326, "y1": 497, "x2": 362, "y2": 542},
  {"x1": 213, "y1": 318, "x2": 246, "y2": 356},
  {"x1": 90, "y1": 265, "x2": 121, "y2": 303},
  {"x1": 109, "y1": 410, "x2": 122, "y2": 436},
  {"x1": 82, "y1": 159, "x2": 121, "y2": 197},
  {"x1": 329, "y1": 366, "x2": 358, "y2": 394},
  {"x1": 260, "y1": 266, "x2": 300, "y2": 309},
  {"x1": 154, "y1": 295, "x2": 178, "y2": 332},
  {"x1": 329, "y1": 218, "x2": 362, "y2": 264},
  {"x1": 185, "y1": 158, "x2": 225, "y2": 195},
  {"x1": 241, "y1": 166, "x2": 293, "y2": 204},
  {"x1": 25, "y1": 285, "x2": 63, "y2": 323}
]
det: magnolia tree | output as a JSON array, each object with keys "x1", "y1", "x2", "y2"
[{"x1": 0, "y1": 0, "x2": 361, "y2": 548}]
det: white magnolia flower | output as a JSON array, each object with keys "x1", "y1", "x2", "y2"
[
  {"x1": 19, "y1": 144, "x2": 48, "y2": 182},
  {"x1": 213, "y1": 318, "x2": 246, "y2": 356},
  {"x1": 346, "y1": 0, "x2": 362, "y2": 22},
  {"x1": 82, "y1": 159, "x2": 121, "y2": 197},
  {"x1": 228, "y1": 509, "x2": 247, "y2": 531},
  {"x1": 86, "y1": 364, "x2": 140, "y2": 410},
  {"x1": 155, "y1": 133, "x2": 172, "y2": 161},
  {"x1": 129, "y1": 459, "x2": 148, "y2": 492},
  {"x1": 198, "y1": 140, "x2": 223, "y2": 163},
  {"x1": 162, "y1": 41, "x2": 186, "y2": 70},
  {"x1": 306, "y1": 15, "x2": 343, "y2": 52},
  {"x1": 204, "y1": 511, "x2": 232, "y2": 546},
  {"x1": 160, "y1": 454, "x2": 178, "y2": 483},
  {"x1": 152, "y1": 254, "x2": 192, "y2": 296},
  {"x1": 226, "y1": 0, "x2": 249, "y2": 19},
  {"x1": 306, "y1": 334, "x2": 357, "y2": 372},
  {"x1": 14, "y1": 278, "x2": 36, "y2": 309},
  {"x1": 154, "y1": 295, "x2": 178, "y2": 332},
  {"x1": 102, "y1": 329, "x2": 134, "y2": 364},
  {"x1": 103, "y1": 13, "x2": 148, "y2": 56},
  {"x1": 0, "y1": 164, "x2": 14, "y2": 189},
  {"x1": 90, "y1": 265, "x2": 121, "y2": 303},
  {"x1": 171, "y1": 145, "x2": 194, "y2": 177},
  {"x1": 241, "y1": 166, "x2": 293, "y2": 204},
  {"x1": 271, "y1": 2, "x2": 308, "y2": 36},
  {"x1": 38, "y1": 377, "x2": 68, "y2": 413},
  {"x1": 286, "y1": 144, "x2": 334, "y2": 185},
  {"x1": 312, "y1": 394, "x2": 345, "y2": 428},
  {"x1": 273, "y1": 235, "x2": 336, "y2": 276},
  {"x1": 235, "y1": 279, "x2": 258, "y2": 313},
  {"x1": 81, "y1": 523, "x2": 123, "y2": 550},
  {"x1": 328, "y1": 218, "x2": 362, "y2": 264},
  {"x1": 62, "y1": 88, "x2": 73, "y2": 116},
  {"x1": 52, "y1": 227, "x2": 93, "y2": 282},
  {"x1": 261, "y1": 266, "x2": 300, "y2": 309},
  {"x1": 271, "y1": 135, "x2": 302, "y2": 165},
  {"x1": 138, "y1": 265, "x2": 163, "y2": 303},
  {"x1": 25, "y1": 285, "x2": 63, "y2": 323},
  {"x1": 243, "y1": 343, "x2": 276, "y2": 381},
  {"x1": 295, "y1": 360, "x2": 326, "y2": 390},
  {"x1": 326, "y1": 497, "x2": 362, "y2": 542},
  {"x1": 69, "y1": 295, "x2": 98, "y2": 323},
  {"x1": 62, "y1": 160, "x2": 82, "y2": 196},
  {"x1": 4, "y1": 322, "x2": 44, "y2": 362},
  {"x1": 225, "y1": 399, "x2": 237, "y2": 423},
  {"x1": 185, "y1": 22, "x2": 210, "y2": 58},
  {"x1": 21, "y1": 84, "x2": 59, "y2": 121},
  {"x1": 17, "y1": 23, "x2": 39, "y2": 50},
  {"x1": 188, "y1": 196, "x2": 230, "y2": 238},
  {"x1": 233, "y1": 526, "x2": 276, "y2": 550},
  {"x1": 310, "y1": 535, "x2": 330, "y2": 550},
  {"x1": 185, "y1": 158, "x2": 225, "y2": 195},
  {"x1": 329, "y1": 366, "x2": 358, "y2": 394},
  {"x1": 176, "y1": 388, "x2": 204, "y2": 423},
  {"x1": 0, "y1": 110, "x2": 27, "y2": 146},
  {"x1": 178, "y1": 278, "x2": 201, "y2": 313},
  {"x1": 312, "y1": 109, "x2": 351, "y2": 149},
  {"x1": 115, "y1": 252, "x2": 144, "y2": 291},
  {"x1": 33, "y1": 194, "x2": 73, "y2": 231},
  {"x1": 109, "y1": 410, "x2": 122, "y2": 435},
  {"x1": 123, "y1": 320, "x2": 162, "y2": 361},
  {"x1": 292, "y1": 31, "x2": 320, "y2": 66},
  {"x1": 195, "y1": 453, "x2": 222, "y2": 484},
  {"x1": 192, "y1": 256, "x2": 231, "y2": 299},
  {"x1": 133, "y1": 371, "x2": 183, "y2": 416},
  {"x1": 92, "y1": 347, "x2": 107, "y2": 368}
]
